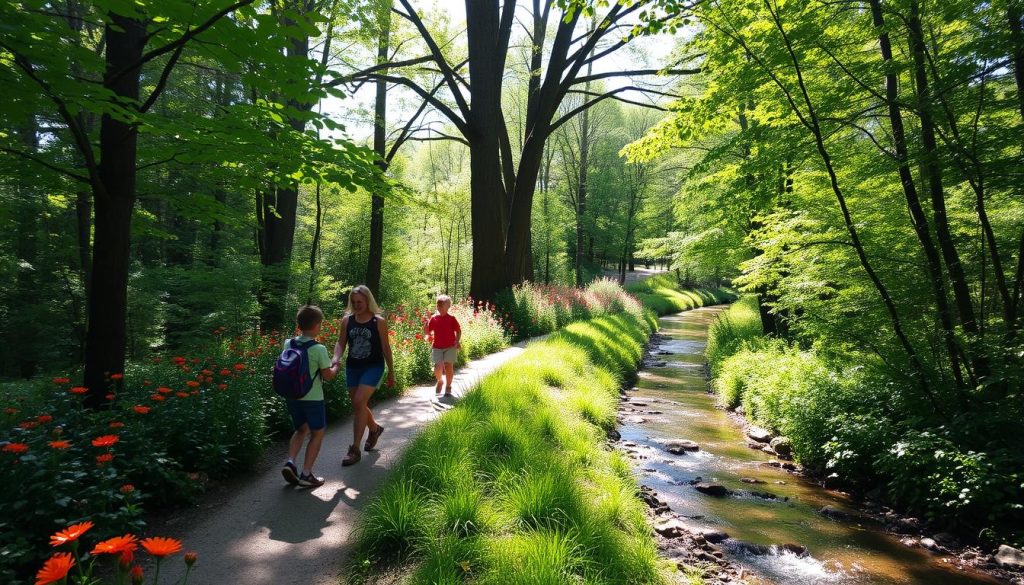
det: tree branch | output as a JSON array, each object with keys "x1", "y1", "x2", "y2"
[
  {"x1": 0, "y1": 147, "x2": 91, "y2": 183},
  {"x1": 571, "y1": 68, "x2": 701, "y2": 86},
  {"x1": 106, "y1": 0, "x2": 259, "y2": 86},
  {"x1": 139, "y1": 41, "x2": 186, "y2": 112},
  {"x1": 394, "y1": 0, "x2": 471, "y2": 119}
]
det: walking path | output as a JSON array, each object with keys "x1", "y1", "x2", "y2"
[{"x1": 158, "y1": 340, "x2": 536, "y2": 585}]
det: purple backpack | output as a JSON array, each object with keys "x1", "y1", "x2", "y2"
[{"x1": 272, "y1": 338, "x2": 321, "y2": 399}]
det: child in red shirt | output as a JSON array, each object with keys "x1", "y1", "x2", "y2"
[{"x1": 424, "y1": 294, "x2": 461, "y2": 397}]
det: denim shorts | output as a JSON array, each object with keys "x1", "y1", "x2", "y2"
[
  {"x1": 286, "y1": 399, "x2": 326, "y2": 431},
  {"x1": 346, "y1": 363, "x2": 385, "y2": 388}
]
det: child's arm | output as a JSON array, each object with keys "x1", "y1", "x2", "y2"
[
  {"x1": 455, "y1": 318, "x2": 462, "y2": 347},
  {"x1": 422, "y1": 314, "x2": 432, "y2": 336}
]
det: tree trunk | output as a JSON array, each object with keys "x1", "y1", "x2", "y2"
[
  {"x1": 466, "y1": 0, "x2": 508, "y2": 302},
  {"x1": 1006, "y1": 1, "x2": 1024, "y2": 321},
  {"x1": 83, "y1": 13, "x2": 145, "y2": 405},
  {"x1": 366, "y1": 3, "x2": 390, "y2": 294},
  {"x1": 869, "y1": 0, "x2": 966, "y2": 388}
]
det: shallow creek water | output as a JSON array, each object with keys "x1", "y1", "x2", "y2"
[{"x1": 621, "y1": 307, "x2": 1000, "y2": 585}]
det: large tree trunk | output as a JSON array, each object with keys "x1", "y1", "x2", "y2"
[
  {"x1": 259, "y1": 0, "x2": 313, "y2": 329},
  {"x1": 1007, "y1": 1, "x2": 1024, "y2": 322},
  {"x1": 366, "y1": 4, "x2": 390, "y2": 294},
  {"x1": 83, "y1": 13, "x2": 145, "y2": 405},
  {"x1": 466, "y1": 0, "x2": 509, "y2": 302}
]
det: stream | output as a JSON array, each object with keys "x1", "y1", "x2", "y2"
[{"x1": 621, "y1": 306, "x2": 1001, "y2": 585}]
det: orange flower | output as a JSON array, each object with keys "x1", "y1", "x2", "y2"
[
  {"x1": 132, "y1": 405, "x2": 150, "y2": 414},
  {"x1": 186, "y1": 381, "x2": 199, "y2": 388},
  {"x1": 109, "y1": 421, "x2": 125, "y2": 429},
  {"x1": 37, "y1": 415, "x2": 53, "y2": 423},
  {"x1": 48, "y1": 440, "x2": 71, "y2": 450},
  {"x1": 110, "y1": 373, "x2": 124, "y2": 380},
  {"x1": 120, "y1": 484, "x2": 135, "y2": 494},
  {"x1": 70, "y1": 387, "x2": 88, "y2": 395},
  {"x1": 176, "y1": 392, "x2": 190, "y2": 399},
  {"x1": 151, "y1": 394, "x2": 165, "y2": 402},
  {"x1": 141, "y1": 537, "x2": 182, "y2": 558},
  {"x1": 35, "y1": 552, "x2": 74, "y2": 585},
  {"x1": 157, "y1": 387, "x2": 172, "y2": 394},
  {"x1": 96, "y1": 454, "x2": 114, "y2": 465},
  {"x1": 49, "y1": 521, "x2": 93, "y2": 547},
  {"x1": 184, "y1": 551, "x2": 198, "y2": 567},
  {"x1": 91, "y1": 534, "x2": 138, "y2": 555},
  {"x1": 130, "y1": 565, "x2": 144, "y2": 584},
  {"x1": 53, "y1": 377, "x2": 70, "y2": 384},
  {"x1": 119, "y1": 549, "x2": 134, "y2": 569},
  {"x1": 91, "y1": 435, "x2": 119, "y2": 448},
  {"x1": 3, "y1": 442, "x2": 29, "y2": 454}
]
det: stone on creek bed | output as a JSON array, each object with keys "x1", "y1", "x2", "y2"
[
  {"x1": 663, "y1": 439, "x2": 700, "y2": 454},
  {"x1": 769, "y1": 436, "x2": 793, "y2": 457},
  {"x1": 694, "y1": 483, "x2": 731, "y2": 497},
  {"x1": 746, "y1": 426, "x2": 773, "y2": 443},
  {"x1": 995, "y1": 544, "x2": 1024, "y2": 569}
]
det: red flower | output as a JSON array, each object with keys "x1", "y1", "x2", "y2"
[
  {"x1": 172, "y1": 356, "x2": 186, "y2": 364},
  {"x1": 119, "y1": 549, "x2": 134, "y2": 569},
  {"x1": 19, "y1": 421, "x2": 39, "y2": 430},
  {"x1": 3, "y1": 407, "x2": 17, "y2": 415},
  {"x1": 48, "y1": 440, "x2": 71, "y2": 450},
  {"x1": 157, "y1": 387, "x2": 173, "y2": 394},
  {"x1": 91, "y1": 435, "x2": 119, "y2": 448},
  {"x1": 3, "y1": 442, "x2": 29, "y2": 454},
  {"x1": 35, "y1": 552, "x2": 74, "y2": 585},
  {"x1": 69, "y1": 387, "x2": 88, "y2": 395},
  {"x1": 185, "y1": 551, "x2": 198, "y2": 567},
  {"x1": 201, "y1": 369, "x2": 213, "y2": 376},
  {"x1": 52, "y1": 377, "x2": 70, "y2": 385},
  {"x1": 176, "y1": 392, "x2": 190, "y2": 399},
  {"x1": 91, "y1": 534, "x2": 138, "y2": 555},
  {"x1": 233, "y1": 363, "x2": 245, "y2": 371},
  {"x1": 217, "y1": 384, "x2": 227, "y2": 391},
  {"x1": 219, "y1": 369, "x2": 231, "y2": 376},
  {"x1": 96, "y1": 453, "x2": 114, "y2": 465},
  {"x1": 186, "y1": 381, "x2": 200, "y2": 388},
  {"x1": 110, "y1": 373, "x2": 124, "y2": 380},
  {"x1": 151, "y1": 394, "x2": 165, "y2": 402},
  {"x1": 141, "y1": 537, "x2": 182, "y2": 558},
  {"x1": 132, "y1": 405, "x2": 150, "y2": 414},
  {"x1": 109, "y1": 421, "x2": 125, "y2": 429},
  {"x1": 105, "y1": 394, "x2": 115, "y2": 400},
  {"x1": 130, "y1": 565, "x2": 144, "y2": 584},
  {"x1": 37, "y1": 415, "x2": 53, "y2": 424},
  {"x1": 49, "y1": 521, "x2": 93, "y2": 547},
  {"x1": 120, "y1": 484, "x2": 135, "y2": 494}
]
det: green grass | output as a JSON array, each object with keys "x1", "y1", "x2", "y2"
[
  {"x1": 346, "y1": 311, "x2": 671, "y2": 584},
  {"x1": 625, "y1": 274, "x2": 735, "y2": 315},
  {"x1": 346, "y1": 281, "x2": 730, "y2": 584}
]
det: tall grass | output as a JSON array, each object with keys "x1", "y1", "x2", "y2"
[{"x1": 346, "y1": 311, "x2": 669, "y2": 585}]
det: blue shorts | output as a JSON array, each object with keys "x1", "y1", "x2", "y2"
[
  {"x1": 286, "y1": 399, "x2": 326, "y2": 432},
  {"x1": 346, "y1": 363, "x2": 385, "y2": 388}
]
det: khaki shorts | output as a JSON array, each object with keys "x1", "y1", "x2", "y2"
[{"x1": 431, "y1": 346, "x2": 458, "y2": 365}]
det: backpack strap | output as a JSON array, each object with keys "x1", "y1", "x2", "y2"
[{"x1": 295, "y1": 337, "x2": 323, "y2": 380}]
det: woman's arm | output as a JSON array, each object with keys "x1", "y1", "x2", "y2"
[
  {"x1": 377, "y1": 315, "x2": 396, "y2": 387},
  {"x1": 333, "y1": 316, "x2": 348, "y2": 366}
]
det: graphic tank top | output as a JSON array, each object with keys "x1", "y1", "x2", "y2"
[{"x1": 346, "y1": 314, "x2": 384, "y2": 367}]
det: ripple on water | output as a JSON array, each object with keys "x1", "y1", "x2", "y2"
[{"x1": 723, "y1": 544, "x2": 847, "y2": 585}]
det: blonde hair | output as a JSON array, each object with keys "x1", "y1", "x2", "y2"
[
  {"x1": 436, "y1": 294, "x2": 452, "y2": 306},
  {"x1": 345, "y1": 284, "x2": 382, "y2": 316}
]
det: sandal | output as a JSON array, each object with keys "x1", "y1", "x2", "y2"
[
  {"x1": 364, "y1": 424, "x2": 384, "y2": 452},
  {"x1": 342, "y1": 444, "x2": 361, "y2": 466}
]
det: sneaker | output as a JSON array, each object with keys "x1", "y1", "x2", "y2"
[
  {"x1": 364, "y1": 424, "x2": 385, "y2": 452},
  {"x1": 282, "y1": 461, "x2": 299, "y2": 485},
  {"x1": 342, "y1": 444, "x2": 361, "y2": 466},
  {"x1": 298, "y1": 472, "x2": 325, "y2": 487}
]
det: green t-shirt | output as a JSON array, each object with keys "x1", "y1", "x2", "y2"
[{"x1": 284, "y1": 335, "x2": 331, "y2": 401}]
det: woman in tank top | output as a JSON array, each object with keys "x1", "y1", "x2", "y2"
[{"x1": 332, "y1": 285, "x2": 394, "y2": 466}]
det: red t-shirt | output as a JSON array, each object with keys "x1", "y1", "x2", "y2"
[{"x1": 427, "y1": 313, "x2": 461, "y2": 349}]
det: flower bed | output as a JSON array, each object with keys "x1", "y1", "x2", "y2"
[{"x1": 494, "y1": 278, "x2": 644, "y2": 339}]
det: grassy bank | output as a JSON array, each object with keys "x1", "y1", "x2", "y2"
[
  {"x1": 705, "y1": 298, "x2": 1024, "y2": 546},
  {"x1": 347, "y1": 310, "x2": 660, "y2": 584},
  {"x1": 346, "y1": 280, "x2": 732, "y2": 584},
  {"x1": 625, "y1": 274, "x2": 735, "y2": 315}
]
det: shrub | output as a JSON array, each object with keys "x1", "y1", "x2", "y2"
[
  {"x1": 625, "y1": 274, "x2": 735, "y2": 316},
  {"x1": 495, "y1": 278, "x2": 644, "y2": 340}
]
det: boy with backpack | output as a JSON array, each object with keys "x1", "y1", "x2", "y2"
[{"x1": 274, "y1": 305, "x2": 337, "y2": 487}]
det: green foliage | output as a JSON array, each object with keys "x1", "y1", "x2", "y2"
[
  {"x1": 495, "y1": 278, "x2": 645, "y2": 340},
  {"x1": 348, "y1": 305, "x2": 669, "y2": 584},
  {"x1": 625, "y1": 274, "x2": 736, "y2": 316}
]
